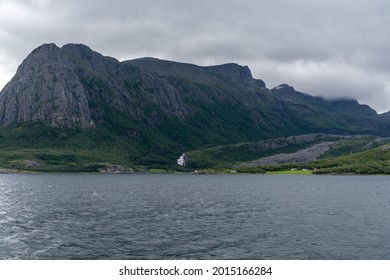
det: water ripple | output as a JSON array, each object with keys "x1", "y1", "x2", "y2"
[{"x1": 1, "y1": 174, "x2": 390, "y2": 259}]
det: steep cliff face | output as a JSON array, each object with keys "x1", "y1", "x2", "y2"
[{"x1": 0, "y1": 44, "x2": 94, "y2": 128}]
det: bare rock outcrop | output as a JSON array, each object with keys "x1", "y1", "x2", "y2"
[
  {"x1": 241, "y1": 141, "x2": 336, "y2": 167},
  {"x1": 0, "y1": 43, "x2": 94, "y2": 129},
  {"x1": 98, "y1": 165, "x2": 134, "y2": 174}
]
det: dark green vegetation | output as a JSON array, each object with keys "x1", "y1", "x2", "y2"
[
  {"x1": 1, "y1": 43, "x2": 390, "y2": 173},
  {"x1": 312, "y1": 144, "x2": 390, "y2": 174},
  {"x1": 0, "y1": 126, "x2": 134, "y2": 172}
]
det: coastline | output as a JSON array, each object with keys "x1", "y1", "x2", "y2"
[{"x1": 0, "y1": 167, "x2": 388, "y2": 176}]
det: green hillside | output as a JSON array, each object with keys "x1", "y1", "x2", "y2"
[
  {"x1": 237, "y1": 141, "x2": 390, "y2": 175},
  {"x1": 312, "y1": 144, "x2": 390, "y2": 174}
]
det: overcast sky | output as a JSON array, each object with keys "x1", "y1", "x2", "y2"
[{"x1": 1, "y1": 0, "x2": 390, "y2": 112}]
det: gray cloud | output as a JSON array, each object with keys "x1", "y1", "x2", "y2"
[{"x1": 1, "y1": 0, "x2": 390, "y2": 112}]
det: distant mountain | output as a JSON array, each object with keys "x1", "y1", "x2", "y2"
[
  {"x1": 270, "y1": 84, "x2": 377, "y2": 116},
  {"x1": 0, "y1": 43, "x2": 389, "y2": 171}
]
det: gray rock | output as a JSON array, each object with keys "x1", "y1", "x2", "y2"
[
  {"x1": 205, "y1": 63, "x2": 253, "y2": 80},
  {"x1": 98, "y1": 165, "x2": 134, "y2": 174},
  {"x1": 0, "y1": 43, "x2": 94, "y2": 129},
  {"x1": 241, "y1": 142, "x2": 336, "y2": 167},
  {"x1": 24, "y1": 159, "x2": 41, "y2": 168}
]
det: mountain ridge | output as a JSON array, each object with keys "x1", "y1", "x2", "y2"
[{"x1": 0, "y1": 43, "x2": 390, "y2": 170}]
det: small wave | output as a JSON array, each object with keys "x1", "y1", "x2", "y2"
[{"x1": 2, "y1": 234, "x2": 23, "y2": 245}]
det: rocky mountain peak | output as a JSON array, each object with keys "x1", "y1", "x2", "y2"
[
  {"x1": 17, "y1": 43, "x2": 61, "y2": 74},
  {"x1": 205, "y1": 63, "x2": 253, "y2": 80},
  {"x1": 30, "y1": 43, "x2": 60, "y2": 54},
  {"x1": 0, "y1": 43, "x2": 94, "y2": 129},
  {"x1": 61, "y1": 43, "x2": 93, "y2": 53},
  {"x1": 61, "y1": 43, "x2": 118, "y2": 64},
  {"x1": 271, "y1": 84, "x2": 293, "y2": 91}
]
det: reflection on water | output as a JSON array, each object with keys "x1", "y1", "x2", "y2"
[{"x1": 1, "y1": 174, "x2": 390, "y2": 259}]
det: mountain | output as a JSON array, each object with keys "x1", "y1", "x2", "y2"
[
  {"x1": 0, "y1": 44, "x2": 94, "y2": 129},
  {"x1": 270, "y1": 84, "x2": 377, "y2": 116},
  {"x1": 0, "y1": 43, "x2": 390, "y2": 171}
]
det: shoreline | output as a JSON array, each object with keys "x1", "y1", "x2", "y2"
[{"x1": 0, "y1": 168, "x2": 388, "y2": 176}]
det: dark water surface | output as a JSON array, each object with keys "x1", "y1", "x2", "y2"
[{"x1": 1, "y1": 174, "x2": 390, "y2": 259}]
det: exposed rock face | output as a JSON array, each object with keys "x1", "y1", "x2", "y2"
[
  {"x1": 241, "y1": 142, "x2": 336, "y2": 167},
  {"x1": 98, "y1": 165, "x2": 134, "y2": 174},
  {"x1": 24, "y1": 159, "x2": 42, "y2": 168},
  {"x1": 0, "y1": 44, "x2": 94, "y2": 128},
  {"x1": 205, "y1": 63, "x2": 253, "y2": 80}
]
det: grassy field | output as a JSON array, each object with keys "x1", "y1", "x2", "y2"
[{"x1": 266, "y1": 169, "x2": 312, "y2": 175}]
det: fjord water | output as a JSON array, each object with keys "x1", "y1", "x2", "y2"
[{"x1": 1, "y1": 174, "x2": 390, "y2": 260}]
